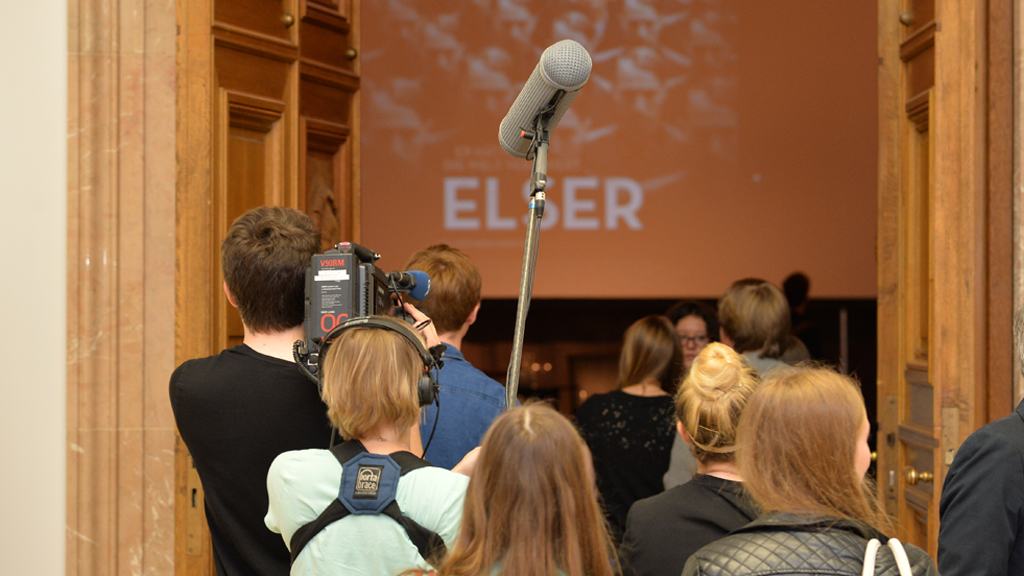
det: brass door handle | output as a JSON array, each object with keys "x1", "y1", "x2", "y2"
[
  {"x1": 899, "y1": 11, "x2": 913, "y2": 26},
  {"x1": 346, "y1": 47, "x2": 358, "y2": 61},
  {"x1": 282, "y1": 13, "x2": 295, "y2": 28},
  {"x1": 905, "y1": 467, "x2": 933, "y2": 485}
]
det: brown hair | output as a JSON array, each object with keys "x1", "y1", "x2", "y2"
[
  {"x1": 619, "y1": 315, "x2": 683, "y2": 393},
  {"x1": 718, "y1": 278, "x2": 791, "y2": 358},
  {"x1": 736, "y1": 366, "x2": 890, "y2": 532},
  {"x1": 665, "y1": 300, "x2": 719, "y2": 345},
  {"x1": 320, "y1": 322, "x2": 423, "y2": 439},
  {"x1": 220, "y1": 206, "x2": 320, "y2": 333},
  {"x1": 403, "y1": 244, "x2": 482, "y2": 334},
  {"x1": 432, "y1": 403, "x2": 616, "y2": 576},
  {"x1": 676, "y1": 343, "x2": 760, "y2": 464}
]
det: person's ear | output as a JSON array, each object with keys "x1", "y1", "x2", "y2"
[
  {"x1": 223, "y1": 281, "x2": 239, "y2": 309},
  {"x1": 677, "y1": 421, "x2": 693, "y2": 445},
  {"x1": 719, "y1": 327, "x2": 734, "y2": 348},
  {"x1": 465, "y1": 302, "x2": 480, "y2": 327}
]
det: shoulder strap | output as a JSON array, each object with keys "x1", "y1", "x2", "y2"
[
  {"x1": 862, "y1": 538, "x2": 881, "y2": 576},
  {"x1": 329, "y1": 438, "x2": 367, "y2": 465},
  {"x1": 381, "y1": 500, "x2": 449, "y2": 564},
  {"x1": 289, "y1": 499, "x2": 348, "y2": 564},
  {"x1": 887, "y1": 538, "x2": 913, "y2": 576},
  {"x1": 390, "y1": 450, "x2": 434, "y2": 475},
  {"x1": 862, "y1": 537, "x2": 913, "y2": 576},
  {"x1": 288, "y1": 441, "x2": 447, "y2": 565},
  {"x1": 330, "y1": 440, "x2": 434, "y2": 475}
]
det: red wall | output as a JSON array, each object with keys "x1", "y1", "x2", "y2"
[{"x1": 361, "y1": 1, "x2": 877, "y2": 298}]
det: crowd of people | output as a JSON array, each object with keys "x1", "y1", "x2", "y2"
[{"x1": 172, "y1": 206, "x2": 1022, "y2": 576}]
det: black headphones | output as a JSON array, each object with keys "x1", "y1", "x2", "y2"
[{"x1": 317, "y1": 316, "x2": 442, "y2": 407}]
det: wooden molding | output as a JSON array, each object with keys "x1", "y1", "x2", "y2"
[
  {"x1": 303, "y1": 2, "x2": 350, "y2": 33},
  {"x1": 300, "y1": 60, "x2": 360, "y2": 91},
  {"x1": 900, "y1": 21, "x2": 937, "y2": 62},
  {"x1": 212, "y1": 23, "x2": 298, "y2": 62}
]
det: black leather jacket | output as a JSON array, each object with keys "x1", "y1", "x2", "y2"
[{"x1": 681, "y1": 513, "x2": 939, "y2": 576}]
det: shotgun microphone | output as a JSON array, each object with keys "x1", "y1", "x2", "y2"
[
  {"x1": 389, "y1": 270, "x2": 431, "y2": 301},
  {"x1": 498, "y1": 39, "x2": 593, "y2": 159}
]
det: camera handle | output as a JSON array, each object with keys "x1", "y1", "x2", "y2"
[{"x1": 505, "y1": 126, "x2": 548, "y2": 411}]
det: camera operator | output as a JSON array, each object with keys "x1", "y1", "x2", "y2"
[
  {"x1": 403, "y1": 244, "x2": 515, "y2": 469},
  {"x1": 169, "y1": 207, "x2": 334, "y2": 576}
]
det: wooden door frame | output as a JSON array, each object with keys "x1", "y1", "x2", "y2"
[
  {"x1": 174, "y1": 1, "x2": 362, "y2": 573},
  {"x1": 175, "y1": 0, "x2": 218, "y2": 570},
  {"x1": 877, "y1": 0, "x2": 1014, "y2": 555}
]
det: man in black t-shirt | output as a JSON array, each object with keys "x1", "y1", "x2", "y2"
[{"x1": 170, "y1": 207, "x2": 332, "y2": 576}]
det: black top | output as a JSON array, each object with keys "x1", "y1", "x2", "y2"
[
  {"x1": 575, "y1": 390, "x2": 676, "y2": 539},
  {"x1": 938, "y1": 398, "x2": 1024, "y2": 576},
  {"x1": 618, "y1": 475, "x2": 758, "y2": 576},
  {"x1": 169, "y1": 345, "x2": 334, "y2": 576}
]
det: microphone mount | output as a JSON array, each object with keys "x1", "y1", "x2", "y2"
[{"x1": 505, "y1": 122, "x2": 550, "y2": 410}]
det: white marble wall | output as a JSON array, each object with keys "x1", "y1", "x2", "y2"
[
  {"x1": 0, "y1": 1, "x2": 68, "y2": 574},
  {"x1": 66, "y1": 0, "x2": 177, "y2": 574}
]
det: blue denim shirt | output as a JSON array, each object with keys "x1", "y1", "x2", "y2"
[{"x1": 419, "y1": 345, "x2": 510, "y2": 470}]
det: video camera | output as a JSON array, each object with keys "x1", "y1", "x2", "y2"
[{"x1": 293, "y1": 241, "x2": 430, "y2": 383}]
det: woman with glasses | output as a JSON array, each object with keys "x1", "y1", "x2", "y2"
[
  {"x1": 662, "y1": 301, "x2": 719, "y2": 489},
  {"x1": 575, "y1": 315, "x2": 682, "y2": 541},
  {"x1": 665, "y1": 300, "x2": 718, "y2": 372}
]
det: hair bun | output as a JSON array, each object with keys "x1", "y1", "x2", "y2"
[
  {"x1": 676, "y1": 343, "x2": 760, "y2": 463},
  {"x1": 688, "y1": 344, "x2": 749, "y2": 399}
]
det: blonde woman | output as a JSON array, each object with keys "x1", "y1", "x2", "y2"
[
  {"x1": 575, "y1": 315, "x2": 683, "y2": 540},
  {"x1": 682, "y1": 367, "x2": 938, "y2": 576},
  {"x1": 426, "y1": 403, "x2": 617, "y2": 576},
  {"x1": 619, "y1": 343, "x2": 760, "y2": 576},
  {"x1": 265, "y1": 309, "x2": 476, "y2": 576}
]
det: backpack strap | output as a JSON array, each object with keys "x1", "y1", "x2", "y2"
[
  {"x1": 862, "y1": 538, "x2": 881, "y2": 576},
  {"x1": 862, "y1": 537, "x2": 913, "y2": 576},
  {"x1": 288, "y1": 440, "x2": 447, "y2": 565},
  {"x1": 887, "y1": 538, "x2": 913, "y2": 576},
  {"x1": 289, "y1": 499, "x2": 348, "y2": 564},
  {"x1": 380, "y1": 500, "x2": 449, "y2": 564}
]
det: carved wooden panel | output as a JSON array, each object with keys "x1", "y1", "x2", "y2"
[
  {"x1": 879, "y1": 0, "x2": 1011, "y2": 558},
  {"x1": 176, "y1": 0, "x2": 359, "y2": 574},
  {"x1": 215, "y1": 0, "x2": 295, "y2": 42},
  {"x1": 213, "y1": 92, "x2": 287, "y2": 348},
  {"x1": 902, "y1": 0, "x2": 935, "y2": 38},
  {"x1": 298, "y1": 0, "x2": 359, "y2": 245},
  {"x1": 303, "y1": 118, "x2": 351, "y2": 249}
]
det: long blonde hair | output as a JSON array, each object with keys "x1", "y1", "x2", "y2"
[
  {"x1": 676, "y1": 343, "x2": 760, "y2": 464},
  {"x1": 736, "y1": 367, "x2": 890, "y2": 532},
  {"x1": 433, "y1": 403, "x2": 616, "y2": 576}
]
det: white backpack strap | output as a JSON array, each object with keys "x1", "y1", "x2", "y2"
[
  {"x1": 887, "y1": 538, "x2": 913, "y2": 576},
  {"x1": 862, "y1": 538, "x2": 882, "y2": 576}
]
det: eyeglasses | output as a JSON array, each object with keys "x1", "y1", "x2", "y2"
[{"x1": 679, "y1": 335, "x2": 709, "y2": 346}]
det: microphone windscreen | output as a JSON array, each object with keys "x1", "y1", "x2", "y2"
[
  {"x1": 540, "y1": 39, "x2": 593, "y2": 91},
  {"x1": 406, "y1": 270, "x2": 431, "y2": 301},
  {"x1": 499, "y1": 39, "x2": 593, "y2": 159}
]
